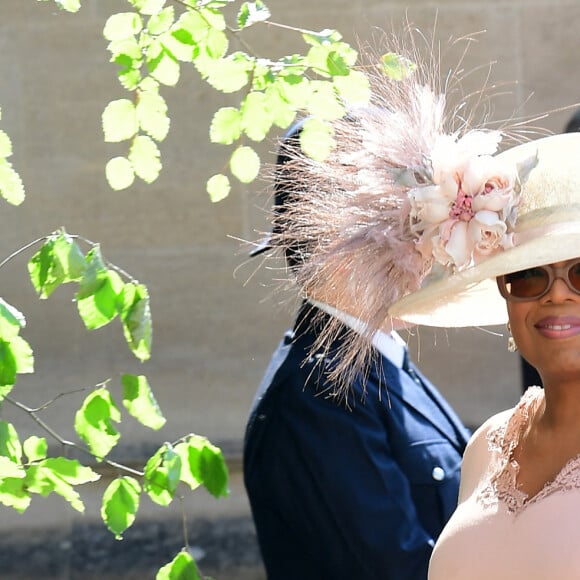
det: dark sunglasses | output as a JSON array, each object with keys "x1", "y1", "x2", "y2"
[{"x1": 497, "y1": 260, "x2": 580, "y2": 302}]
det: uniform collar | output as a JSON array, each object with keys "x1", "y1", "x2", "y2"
[{"x1": 308, "y1": 299, "x2": 406, "y2": 369}]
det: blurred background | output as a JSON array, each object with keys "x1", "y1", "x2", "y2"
[{"x1": 0, "y1": 0, "x2": 578, "y2": 578}]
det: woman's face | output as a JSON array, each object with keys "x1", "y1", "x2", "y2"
[{"x1": 506, "y1": 259, "x2": 580, "y2": 381}]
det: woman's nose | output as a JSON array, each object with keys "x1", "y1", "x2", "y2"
[{"x1": 542, "y1": 276, "x2": 577, "y2": 302}]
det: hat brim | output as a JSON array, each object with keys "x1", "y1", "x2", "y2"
[
  {"x1": 389, "y1": 133, "x2": 580, "y2": 327},
  {"x1": 390, "y1": 229, "x2": 580, "y2": 327}
]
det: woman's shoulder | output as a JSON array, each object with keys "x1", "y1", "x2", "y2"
[
  {"x1": 457, "y1": 387, "x2": 544, "y2": 502},
  {"x1": 456, "y1": 411, "x2": 518, "y2": 502},
  {"x1": 469, "y1": 386, "x2": 543, "y2": 452}
]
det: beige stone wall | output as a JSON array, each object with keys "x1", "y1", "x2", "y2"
[{"x1": 0, "y1": 0, "x2": 578, "y2": 567}]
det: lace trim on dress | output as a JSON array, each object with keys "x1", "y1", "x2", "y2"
[{"x1": 477, "y1": 386, "x2": 580, "y2": 515}]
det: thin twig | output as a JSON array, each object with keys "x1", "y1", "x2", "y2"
[
  {"x1": 179, "y1": 495, "x2": 190, "y2": 550},
  {"x1": 4, "y1": 396, "x2": 144, "y2": 478},
  {"x1": 24, "y1": 386, "x2": 90, "y2": 413},
  {"x1": 0, "y1": 237, "x2": 48, "y2": 270}
]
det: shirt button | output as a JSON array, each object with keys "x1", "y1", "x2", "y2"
[{"x1": 432, "y1": 466, "x2": 445, "y2": 481}]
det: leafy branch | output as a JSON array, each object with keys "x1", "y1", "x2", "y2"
[
  {"x1": 0, "y1": 228, "x2": 227, "y2": 578},
  {"x1": 43, "y1": 0, "x2": 370, "y2": 200},
  {"x1": 0, "y1": 1, "x2": 402, "y2": 578}
]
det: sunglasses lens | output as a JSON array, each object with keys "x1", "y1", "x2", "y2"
[
  {"x1": 504, "y1": 267, "x2": 550, "y2": 298},
  {"x1": 568, "y1": 262, "x2": 580, "y2": 292}
]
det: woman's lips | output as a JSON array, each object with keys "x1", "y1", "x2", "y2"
[{"x1": 535, "y1": 316, "x2": 580, "y2": 339}]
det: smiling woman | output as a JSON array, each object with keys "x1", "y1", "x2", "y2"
[{"x1": 389, "y1": 132, "x2": 580, "y2": 579}]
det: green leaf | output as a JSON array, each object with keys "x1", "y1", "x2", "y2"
[
  {"x1": 306, "y1": 80, "x2": 345, "y2": 121},
  {"x1": 230, "y1": 146, "x2": 260, "y2": 183},
  {"x1": 170, "y1": 10, "x2": 209, "y2": 49},
  {"x1": 77, "y1": 269, "x2": 125, "y2": 330},
  {"x1": 102, "y1": 99, "x2": 138, "y2": 143},
  {"x1": 1, "y1": 336, "x2": 34, "y2": 378},
  {"x1": 23, "y1": 436, "x2": 48, "y2": 463},
  {"x1": 156, "y1": 550, "x2": 200, "y2": 580},
  {"x1": 237, "y1": 1, "x2": 271, "y2": 28},
  {"x1": 108, "y1": 37, "x2": 143, "y2": 90},
  {"x1": 0, "y1": 160, "x2": 25, "y2": 206},
  {"x1": 106, "y1": 156, "x2": 136, "y2": 190},
  {"x1": 129, "y1": 0, "x2": 167, "y2": 15},
  {"x1": 0, "y1": 302, "x2": 31, "y2": 386},
  {"x1": 147, "y1": 6, "x2": 174, "y2": 36},
  {"x1": 333, "y1": 70, "x2": 371, "y2": 106},
  {"x1": 54, "y1": 0, "x2": 81, "y2": 12},
  {"x1": 175, "y1": 435, "x2": 229, "y2": 498},
  {"x1": 241, "y1": 92, "x2": 272, "y2": 141},
  {"x1": 76, "y1": 246, "x2": 108, "y2": 300},
  {"x1": 119, "y1": 69, "x2": 142, "y2": 91},
  {"x1": 302, "y1": 28, "x2": 343, "y2": 47},
  {"x1": 0, "y1": 421, "x2": 21, "y2": 464},
  {"x1": 162, "y1": 28, "x2": 196, "y2": 62},
  {"x1": 0, "y1": 456, "x2": 25, "y2": 479},
  {"x1": 307, "y1": 45, "x2": 347, "y2": 78},
  {"x1": 0, "y1": 339, "x2": 20, "y2": 387},
  {"x1": 0, "y1": 478, "x2": 30, "y2": 512},
  {"x1": 52, "y1": 233, "x2": 86, "y2": 279},
  {"x1": 25, "y1": 463, "x2": 89, "y2": 512},
  {"x1": 103, "y1": 13, "x2": 143, "y2": 42},
  {"x1": 137, "y1": 90, "x2": 170, "y2": 141},
  {"x1": 28, "y1": 232, "x2": 86, "y2": 298},
  {"x1": 108, "y1": 37, "x2": 143, "y2": 62},
  {"x1": 0, "y1": 130, "x2": 13, "y2": 158},
  {"x1": 263, "y1": 82, "x2": 296, "y2": 130},
  {"x1": 122, "y1": 374, "x2": 165, "y2": 430},
  {"x1": 380, "y1": 52, "x2": 417, "y2": 81},
  {"x1": 174, "y1": 443, "x2": 200, "y2": 492},
  {"x1": 193, "y1": 37, "x2": 234, "y2": 79},
  {"x1": 40, "y1": 457, "x2": 100, "y2": 486},
  {"x1": 144, "y1": 444, "x2": 181, "y2": 506},
  {"x1": 209, "y1": 107, "x2": 242, "y2": 145},
  {"x1": 276, "y1": 72, "x2": 310, "y2": 111},
  {"x1": 74, "y1": 388, "x2": 121, "y2": 459},
  {"x1": 101, "y1": 476, "x2": 141, "y2": 539},
  {"x1": 128, "y1": 135, "x2": 162, "y2": 183},
  {"x1": 119, "y1": 283, "x2": 152, "y2": 361},
  {"x1": 198, "y1": 6, "x2": 227, "y2": 31},
  {"x1": 251, "y1": 61, "x2": 275, "y2": 91},
  {"x1": 278, "y1": 53, "x2": 308, "y2": 76},
  {"x1": 206, "y1": 174, "x2": 230, "y2": 202},
  {"x1": 139, "y1": 75, "x2": 160, "y2": 92},
  {"x1": 299, "y1": 117, "x2": 336, "y2": 161},
  {"x1": 0, "y1": 384, "x2": 14, "y2": 403},
  {"x1": 202, "y1": 26, "x2": 228, "y2": 60},
  {"x1": 147, "y1": 40, "x2": 180, "y2": 86},
  {"x1": 205, "y1": 53, "x2": 252, "y2": 93},
  {"x1": 0, "y1": 299, "x2": 26, "y2": 338}
]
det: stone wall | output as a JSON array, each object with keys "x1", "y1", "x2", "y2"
[{"x1": 0, "y1": 0, "x2": 578, "y2": 578}]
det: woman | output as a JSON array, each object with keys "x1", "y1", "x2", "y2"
[{"x1": 389, "y1": 131, "x2": 580, "y2": 578}]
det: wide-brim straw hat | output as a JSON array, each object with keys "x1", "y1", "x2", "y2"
[{"x1": 389, "y1": 132, "x2": 580, "y2": 327}]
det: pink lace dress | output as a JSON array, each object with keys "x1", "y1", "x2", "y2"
[{"x1": 429, "y1": 387, "x2": 580, "y2": 579}]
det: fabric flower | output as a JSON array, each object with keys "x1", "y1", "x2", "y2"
[
  {"x1": 407, "y1": 130, "x2": 525, "y2": 271},
  {"x1": 468, "y1": 209, "x2": 508, "y2": 258}
]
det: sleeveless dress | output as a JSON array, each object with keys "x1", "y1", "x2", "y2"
[{"x1": 429, "y1": 387, "x2": 580, "y2": 579}]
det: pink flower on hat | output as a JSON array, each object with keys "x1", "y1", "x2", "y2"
[{"x1": 409, "y1": 131, "x2": 520, "y2": 271}]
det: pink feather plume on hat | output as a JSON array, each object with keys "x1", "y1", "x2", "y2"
[{"x1": 261, "y1": 29, "x2": 533, "y2": 396}]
